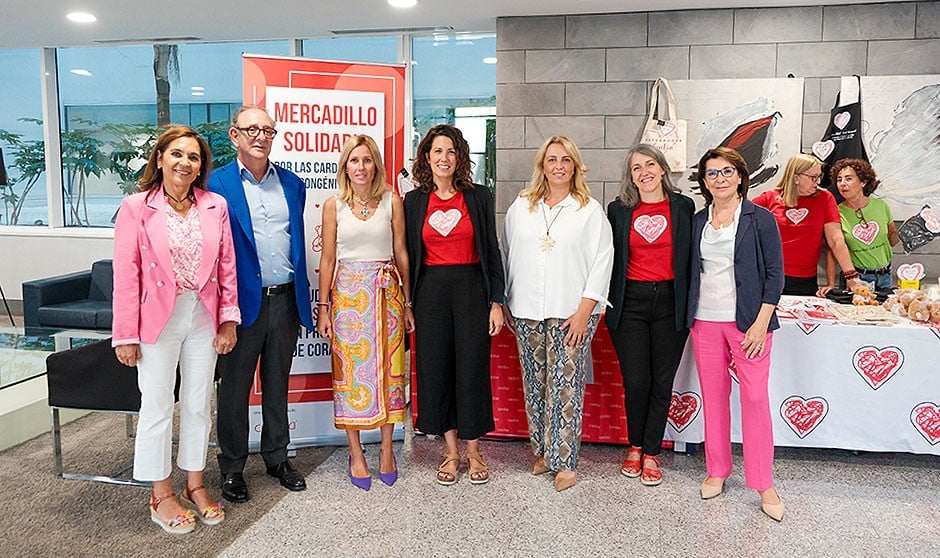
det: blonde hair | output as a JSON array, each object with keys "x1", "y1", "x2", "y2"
[
  {"x1": 520, "y1": 136, "x2": 591, "y2": 211},
  {"x1": 773, "y1": 153, "x2": 822, "y2": 208},
  {"x1": 335, "y1": 135, "x2": 388, "y2": 205}
]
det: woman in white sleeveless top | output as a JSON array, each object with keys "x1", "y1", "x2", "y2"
[{"x1": 317, "y1": 135, "x2": 414, "y2": 491}]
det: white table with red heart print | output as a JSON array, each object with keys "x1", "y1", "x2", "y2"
[{"x1": 665, "y1": 305, "x2": 940, "y2": 454}]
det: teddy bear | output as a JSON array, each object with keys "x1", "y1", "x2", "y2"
[
  {"x1": 852, "y1": 284, "x2": 879, "y2": 306},
  {"x1": 927, "y1": 301, "x2": 940, "y2": 324},
  {"x1": 907, "y1": 298, "x2": 931, "y2": 322}
]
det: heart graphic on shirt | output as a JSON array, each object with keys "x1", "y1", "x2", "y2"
[
  {"x1": 852, "y1": 221, "x2": 879, "y2": 245},
  {"x1": 666, "y1": 391, "x2": 701, "y2": 432},
  {"x1": 897, "y1": 263, "x2": 925, "y2": 281},
  {"x1": 910, "y1": 402, "x2": 940, "y2": 445},
  {"x1": 852, "y1": 345, "x2": 904, "y2": 390},
  {"x1": 428, "y1": 209, "x2": 462, "y2": 237},
  {"x1": 812, "y1": 140, "x2": 835, "y2": 161},
  {"x1": 634, "y1": 214, "x2": 667, "y2": 243},
  {"x1": 780, "y1": 396, "x2": 828, "y2": 438},
  {"x1": 920, "y1": 207, "x2": 940, "y2": 233},
  {"x1": 833, "y1": 111, "x2": 852, "y2": 130},
  {"x1": 785, "y1": 208, "x2": 809, "y2": 224},
  {"x1": 658, "y1": 121, "x2": 676, "y2": 137}
]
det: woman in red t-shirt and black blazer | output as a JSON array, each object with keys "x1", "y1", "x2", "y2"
[
  {"x1": 606, "y1": 144, "x2": 694, "y2": 487},
  {"x1": 403, "y1": 124, "x2": 505, "y2": 486}
]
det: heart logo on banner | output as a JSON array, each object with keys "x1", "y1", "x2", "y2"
[
  {"x1": 311, "y1": 224, "x2": 323, "y2": 253},
  {"x1": 780, "y1": 396, "x2": 828, "y2": 438},
  {"x1": 910, "y1": 402, "x2": 940, "y2": 445},
  {"x1": 786, "y1": 208, "x2": 809, "y2": 224},
  {"x1": 658, "y1": 121, "x2": 676, "y2": 137},
  {"x1": 921, "y1": 207, "x2": 940, "y2": 233},
  {"x1": 634, "y1": 214, "x2": 667, "y2": 243},
  {"x1": 852, "y1": 345, "x2": 904, "y2": 390},
  {"x1": 667, "y1": 391, "x2": 701, "y2": 432},
  {"x1": 812, "y1": 140, "x2": 835, "y2": 161},
  {"x1": 796, "y1": 322, "x2": 821, "y2": 335},
  {"x1": 897, "y1": 263, "x2": 925, "y2": 281},
  {"x1": 852, "y1": 221, "x2": 879, "y2": 245},
  {"x1": 428, "y1": 209, "x2": 462, "y2": 237},
  {"x1": 833, "y1": 111, "x2": 852, "y2": 130}
]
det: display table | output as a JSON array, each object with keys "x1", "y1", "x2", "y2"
[{"x1": 488, "y1": 299, "x2": 940, "y2": 455}]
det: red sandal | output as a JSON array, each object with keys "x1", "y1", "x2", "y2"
[
  {"x1": 620, "y1": 447, "x2": 642, "y2": 478},
  {"x1": 150, "y1": 492, "x2": 196, "y2": 535},
  {"x1": 640, "y1": 455, "x2": 663, "y2": 486},
  {"x1": 180, "y1": 484, "x2": 225, "y2": 526}
]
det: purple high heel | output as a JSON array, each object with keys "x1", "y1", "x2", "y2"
[
  {"x1": 348, "y1": 457, "x2": 371, "y2": 491},
  {"x1": 379, "y1": 449, "x2": 398, "y2": 486}
]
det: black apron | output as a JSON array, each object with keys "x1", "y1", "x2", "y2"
[{"x1": 813, "y1": 76, "x2": 868, "y2": 203}]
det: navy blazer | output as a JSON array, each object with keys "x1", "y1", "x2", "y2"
[
  {"x1": 208, "y1": 161, "x2": 314, "y2": 330},
  {"x1": 687, "y1": 199, "x2": 784, "y2": 333},
  {"x1": 606, "y1": 192, "x2": 695, "y2": 332},
  {"x1": 403, "y1": 186, "x2": 505, "y2": 305}
]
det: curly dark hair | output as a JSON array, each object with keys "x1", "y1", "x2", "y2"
[
  {"x1": 829, "y1": 158, "x2": 880, "y2": 196},
  {"x1": 411, "y1": 124, "x2": 474, "y2": 192}
]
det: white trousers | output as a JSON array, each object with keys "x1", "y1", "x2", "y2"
[{"x1": 133, "y1": 291, "x2": 217, "y2": 481}]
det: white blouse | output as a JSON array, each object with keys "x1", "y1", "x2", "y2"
[
  {"x1": 503, "y1": 193, "x2": 614, "y2": 321},
  {"x1": 695, "y1": 201, "x2": 742, "y2": 322},
  {"x1": 335, "y1": 191, "x2": 393, "y2": 262}
]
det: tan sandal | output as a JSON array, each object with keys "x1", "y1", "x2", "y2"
[
  {"x1": 180, "y1": 484, "x2": 225, "y2": 526},
  {"x1": 436, "y1": 453, "x2": 460, "y2": 486},
  {"x1": 150, "y1": 492, "x2": 196, "y2": 535},
  {"x1": 466, "y1": 451, "x2": 490, "y2": 485}
]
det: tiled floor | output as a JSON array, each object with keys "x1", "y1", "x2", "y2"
[{"x1": 220, "y1": 429, "x2": 940, "y2": 557}]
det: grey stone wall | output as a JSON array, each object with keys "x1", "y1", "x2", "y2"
[{"x1": 495, "y1": 1, "x2": 940, "y2": 273}]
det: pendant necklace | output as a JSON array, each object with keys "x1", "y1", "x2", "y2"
[
  {"x1": 352, "y1": 195, "x2": 373, "y2": 217},
  {"x1": 164, "y1": 188, "x2": 191, "y2": 211},
  {"x1": 540, "y1": 203, "x2": 564, "y2": 252}
]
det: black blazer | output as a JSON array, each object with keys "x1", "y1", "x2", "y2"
[
  {"x1": 403, "y1": 186, "x2": 506, "y2": 305},
  {"x1": 605, "y1": 192, "x2": 695, "y2": 331}
]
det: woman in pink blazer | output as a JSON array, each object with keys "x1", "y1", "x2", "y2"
[{"x1": 112, "y1": 126, "x2": 240, "y2": 535}]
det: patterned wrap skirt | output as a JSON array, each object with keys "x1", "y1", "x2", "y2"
[{"x1": 331, "y1": 260, "x2": 407, "y2": 429}]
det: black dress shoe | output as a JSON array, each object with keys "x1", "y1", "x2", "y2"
[
  {"x1": 266, "y1": 460, "x2": 307, "y2": 491},
  {"x1": 221, "y1": 472, "x2": 250, "y2": 503}
]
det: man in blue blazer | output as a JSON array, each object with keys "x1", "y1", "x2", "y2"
[{"x1": 209, "y1": 106, "x2": 314, "y2": 502}]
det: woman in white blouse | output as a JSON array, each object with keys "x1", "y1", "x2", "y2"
[{"x1": 502, "y1": 136, "x2": 614, "y2": 492}]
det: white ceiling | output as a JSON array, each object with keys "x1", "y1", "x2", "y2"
[{"x1": 0, "y1": 0, "x2": 908, "y2": 49}]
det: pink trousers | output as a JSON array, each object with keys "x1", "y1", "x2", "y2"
[{"x1": 690, "y1": 319, "x2": 775, "y2": 491}]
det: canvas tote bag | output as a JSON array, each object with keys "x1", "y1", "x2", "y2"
[{"x1": 639, "y1": 78, "x2": 688, "y2": 171}]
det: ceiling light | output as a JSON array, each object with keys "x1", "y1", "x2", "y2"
[
  {"x1": 482, "y1": 57, "x2": 497, "y2": 65},
  {"x1": 66, "y1": 12, "x2": 97, "y2": 23},
  {"x1": 190, "y1": 86, "x2": 205, "y2": 92},
  {"x1": 191, "y1": 91, "x2": 205, "y2": 97},
  {"x1": 70, "y1": 69, "x2": 93, "y2": 77},
  {"x1": 387, "y1": 0, "x2": 417, "y2": 7}
]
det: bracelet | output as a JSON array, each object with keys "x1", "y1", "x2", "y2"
[
  {"x1": 404, "y1": 301, "x2": 413, "y2": 308},
  {"x1": 316, "y1": 302, "x2": 330, "y2": 307},
  {"x1": 843, "y1": 270, "x2": 860, "y2": 280}
]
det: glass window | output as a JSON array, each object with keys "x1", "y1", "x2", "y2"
[
  {"x1": 56, "y1": 41, "x2": 288, "y2": 227},
  {"x1": 0, "y1": 49, "x2": 45, "y2": 226},
  {"x1": 301, "y1": 36, "x2": 399, "y2": 64},
  {"x1": 412, "y1": 34, "x2": 496, "y2": 191}
]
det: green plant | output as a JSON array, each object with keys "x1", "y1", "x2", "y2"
[{"x1": 0, "y1": 119, "x2": 46, "y2": 226}]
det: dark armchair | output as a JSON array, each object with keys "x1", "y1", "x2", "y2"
[{"x1": 22, "y1": 259, "x2": 113, "y2": 332}]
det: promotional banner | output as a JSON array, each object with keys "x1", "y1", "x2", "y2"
[{"x1": 242, "y1": 54, "x2": 407, "y2": 447}]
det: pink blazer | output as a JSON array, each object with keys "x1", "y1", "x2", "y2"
[{"x1": 112, "y1": 187, "x2": 240, "y2": 346}]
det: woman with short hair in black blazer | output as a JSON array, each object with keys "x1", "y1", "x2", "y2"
[
  {"x1": 403, "y1": 124, "x2": 505, "y2": 486},
  {"x1": 607, "y1": 144, "x2": 694, "y2": 487}
]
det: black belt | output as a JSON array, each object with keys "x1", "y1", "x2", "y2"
[
  {"x1": 262, "y1": 282, "x2": 293, "y2": 296},
  {"x1": 857, "y1": 265, "x2": 891, "y2": 275}
]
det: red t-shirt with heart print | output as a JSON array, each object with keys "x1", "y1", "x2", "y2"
[
  {"x1": 753, "y1": 188, "x2": 840, "y2": 278},
  {"x1": 422, "y1": 191, "x2": 480, "y2": 266},
  {"x1": 627, "y1": 199, "x2": 674, "y2": 281}
]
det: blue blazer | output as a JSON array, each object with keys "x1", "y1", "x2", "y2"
[
  {"x1": 606, "y1": 192, "x2": 694, "y2": 332},
  {"x1": 687, "y1": 198, "x2": 784, "y2": 333},
  {"x1": 208, "y1": 161, "x2": 314, "y2": 330}
]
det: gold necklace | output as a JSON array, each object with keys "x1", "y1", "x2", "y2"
[
  {"x1": 539, "y1": 204, "x2": 565, "y2": 252},
  {"x1": 164, "y1": 188, "x2": 191, "y2": 210},
  {"x1": 352, "y1": 194, "x2": 373, "y2": 217}
]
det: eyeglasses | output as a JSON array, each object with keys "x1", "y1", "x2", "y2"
[
  {"x1": 854, "y1": 207, "x2": 868, "y2": 226},
  {"x1": 800, "y1": 172, "x2": 823, "y2": 183},
  {"x1": 235, "y1": 126, "x2": 277, "y2": 139},
  {"x1": 703, "y1": 167, "x2": 736, "y2": 181}
]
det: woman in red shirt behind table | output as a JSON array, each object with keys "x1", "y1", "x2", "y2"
[
  {"x1": 752, "y1": 153, "x2": 860, "y2": 296},
  {"x1": 403, "y1": 124, "x2": 505, "y2": 487},
  {"x1": 606, "y1": 144, "x2": 693, "y2": 487}
]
